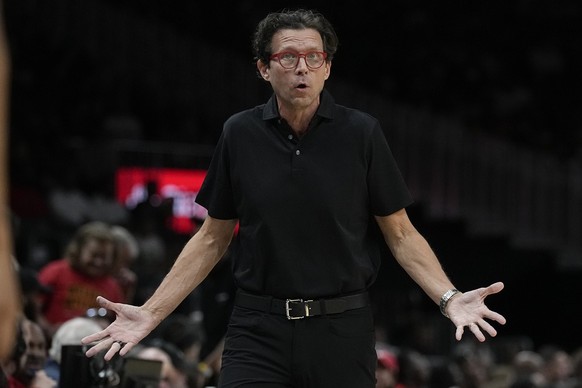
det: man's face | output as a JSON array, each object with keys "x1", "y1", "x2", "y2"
[
  {"x1": 257, "y1": 28, "x2": 331, "y2": 112},
  {"x1": 15, "y1": 320, "x2": 47, "y2": 384},
  {"x1": 137, "y1": 347, "x2": 187, "y2": 388},
  {"x1": 77, "y1": 238, "x2": 115, "y2": 278}
]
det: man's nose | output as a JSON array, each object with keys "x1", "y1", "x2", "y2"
[{"x1": 295, "y1": 57, "x2": 309, "y2": 73}]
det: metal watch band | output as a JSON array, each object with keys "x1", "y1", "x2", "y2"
[{"x1": 439, "y1": 288, "x2": 460, "y2": 318}]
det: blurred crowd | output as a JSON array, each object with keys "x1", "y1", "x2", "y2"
[
  {"x1": 3, "y1": 216, "x2": 233, "y2": 387},
  {"x1": 4, "y1": 171, "x2": 235, "y2": 387},
  {"x1": 371, "y1": 340, "x2": 582, "y2": 388},
  {"x1": 3, "y1": 222, "x2": 582, "y2": 388},
  {"x1": 2, "y1": 179, "x2": 582, "y2": 387}
]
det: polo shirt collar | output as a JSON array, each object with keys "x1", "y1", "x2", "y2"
[{"x1": 262, "y1": 89, "x2": 335, "y2": 121}]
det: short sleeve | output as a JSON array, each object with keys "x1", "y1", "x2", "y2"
[
  {"x1": 195, "y1": 130, "x2": 238, "y2": 220},
  {"x1": 367, "y1": 122, "x2": 414, "y2": 216}
]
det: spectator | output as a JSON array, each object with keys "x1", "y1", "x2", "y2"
[
  {"x1": 134, "y1": 340, "x2": 190, "y2": 388},
  {"x1": 397, "y1": 349, "x2": 432, "y2": 388},
  {"x1": 376, "y1": 347, "x2": 400, "y2": 388},
  {"x1": 38, "y1": 221, "x2": 123, "y2": 336},
  {"x1": 148, "y1": 315, "x2": 204, "y2": 367},
  {"x1": 452, "y1": 340, "x2": 495, "y2": 388},
  {"x1": 512, "y1": 350, "x2": 544, "y2": 387},
  {"x1": 148, "y1": 315, "x2": 205, "y2": 387},
  {"x1": 44, "y1": 317, "x2": 102, "y2": 383},
  {"x1": 1, "y1": 318, "x2": 56, "y2": 387},
  {"x1": 16, "y1": 266, "x2": 50, "y2": 323},
  {"x1": 539, "y1": 345, "x2": 574, "y2": 388}
]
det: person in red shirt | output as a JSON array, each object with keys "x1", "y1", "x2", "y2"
[
  {"x1": 38, "y1": 222, "x2": 124, "y2": 336},
  {"x1": 376, "y1": 348, "x2": 400, "y2": 388}
]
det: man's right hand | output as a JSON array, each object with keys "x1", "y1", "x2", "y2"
[{"x1": 81, "y1": 296, "x2": 158, "y2": 361}]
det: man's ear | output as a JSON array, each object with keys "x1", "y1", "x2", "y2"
[
  {"x1": 257, "y1": 59, "x2": 270, "y2": 81},
  {"x1": 324, "y1": 61, "x2": 332, "y2": 80}
]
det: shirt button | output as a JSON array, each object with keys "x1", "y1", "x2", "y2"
[
  {"x1": 295, "y1": 150, "x2": 301, "y2": 156},
  {"x1": 288, "y1": 134, "x2": 293, "y2": 140}
]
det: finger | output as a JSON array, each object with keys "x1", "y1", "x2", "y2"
[
  {"x1": 96, "y1": 296, "x2": 116, "y2": 311},
  {"x1": 485, "y1": 310, "x2": 507, "y2": 325},
  {"x1": 469, "y1": 322, "x2": 486, "y2": 342},
  {"x1": 484, "y1": 282, "x2": 504, "y2": 295},
  {"x1": 85, "y1": 337, "x2": 116, "y2": 358},
  {"x1": 455, "y1": 325, "x2": 465, "y2": 341},
  {"x1": 477, "y1": 319, "x2": 498, "y2": 338},
  {"x1": 81, "y1": 328, "x2": 110, "y2": 345},
  {"x1": 103, "y1": 341, "x2": 122, "y2": 361},
  {"x1": 119, "y1": 342, "x2": 134, "y2": 357}
]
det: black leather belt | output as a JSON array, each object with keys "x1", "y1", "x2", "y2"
[{"x1": 235, "y1": 290, "x2": 370, "y2": 320}]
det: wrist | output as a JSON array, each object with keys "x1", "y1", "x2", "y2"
[
  {"x1": 439, "y1": 288, "x2": 461, "y2": 318},
  {"x1": 141, "y1": 302, "x2": 166, "y2": 327}
]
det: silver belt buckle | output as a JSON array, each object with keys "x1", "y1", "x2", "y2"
[{"x1": 285, "y1": 299, "x2": 313, "y2": 320}]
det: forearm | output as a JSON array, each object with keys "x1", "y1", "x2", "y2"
[
  {"x1": 142, "y1": 218, "x2": 236, "y2": 324},
  {"x1": 388, "y1": 228, "x2": 455, "y2": 304},
  {"x1": 0, "y1": 223, "x2": 20, "y2": 360},
  {"x1": 376, "y1": 211, "x2": 455, "y2": 305},
  {"x1": 0, "y1": 1, "x2": 21, "y2": 361}
]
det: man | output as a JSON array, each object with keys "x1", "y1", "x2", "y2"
[
  {"x1": 134, "y1": 341, "x2": 189, "y2": 388},
  {"x1": 83, "y1": 9, "x2": 506, "y2": 387},
  {"x1": 43, "y1": 317, "x2": 104, "y2": 383},
  {"x1": 2, "y1": 318, "x2": 56, "y2": 388}
]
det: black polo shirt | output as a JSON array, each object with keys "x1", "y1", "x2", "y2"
[{"x1": 196, "y1": 89, "x2": 413, "y2": 299}]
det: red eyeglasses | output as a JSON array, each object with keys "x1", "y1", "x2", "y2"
[{"x1": 269, "y1": 51, "x2": 328, "y2": 69}]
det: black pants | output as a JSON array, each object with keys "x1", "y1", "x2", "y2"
[{"x1": 218, "y1": 304, "x2": 376, "y2": 388}]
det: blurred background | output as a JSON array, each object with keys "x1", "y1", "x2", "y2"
[{"x1": 3, "y1": 0, "x2": 582, "y2": 359}]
